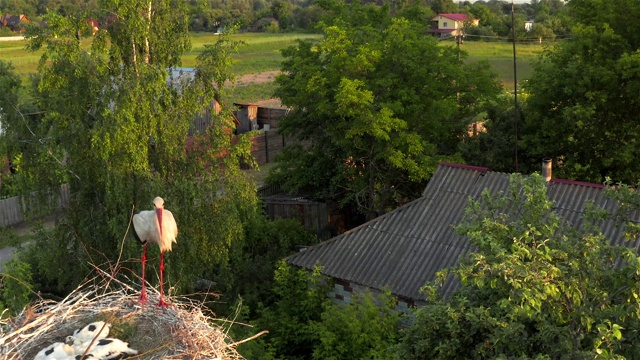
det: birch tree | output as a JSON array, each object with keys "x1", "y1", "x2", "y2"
[{"x1": 10, "y1": 1, "x2": 257, "y2": 295}]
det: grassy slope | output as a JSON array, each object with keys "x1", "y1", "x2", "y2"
[
  {"x1": 0, "y1": 32, "x2": 322, "y2": 78},
  {"x1": 0, "y1": 32, "x2": 548, "y2": 85},
  {"x1": 457, "y1": 40, "x2": 550, "y2": 90},
  {"x1": 0, "y1": 33, "x2": 552, "y2": 102},
  {"x1": 0, "y1": 32, "x2": 322, "y2": 103},
  {"x1": 0, "y1": 39, "x2": 43, "y2": 75}
]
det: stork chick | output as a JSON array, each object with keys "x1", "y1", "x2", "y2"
[
  {"x1": 67, "y1": 337, "x2": 138, "y2": 360},
  {"x1": 72, "y1": 321, "x2": 111, "y2": 343},
  {"x1": 33, "y1": 341, "x2": 75, "y2": 360}
]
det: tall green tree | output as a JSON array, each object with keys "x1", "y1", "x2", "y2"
[
  {"x1": 459, "y1": 94, "x2": 522, "y2": 174},
  {"x1": 269, "y1": 0, "x2": 501, "y2": 220},
  {"x1": 429, "y1": 0, "x2": 457, "y2": 14},
  {"x1": 0, "y1": 60, "x2": 23, "y2": 197},
  {"x1": 9, "y1": 0, "x2": 257, "y2": 295},
  {"x1": 396, "y1": 174, "x2": 640, "y2": 358},
  {"x1": 522, "y1": 0, "x2": 640, "y2": 183},
  {"x1": 270, "y1": 0, "x2": 292, "y2": 28}
]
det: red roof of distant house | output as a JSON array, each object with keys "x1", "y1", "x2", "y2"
[
  {"x1": 86, "y1": 18, "x2": 99, "y2": 27},
  {"x1": 438, "y1": 13, "x2": 469, "y2": 22}
]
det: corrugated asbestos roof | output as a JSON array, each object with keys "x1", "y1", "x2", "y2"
[{"x1": 287, "y1": 162, "x2": 640, "y2": 301}]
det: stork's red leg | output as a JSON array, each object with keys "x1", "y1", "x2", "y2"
[
  {"x1": 157, "y1": 250, "x2": 171, "y2": 309},
  {"x1": 138, "y1": 243, "x2": 149, "y2": 304}
]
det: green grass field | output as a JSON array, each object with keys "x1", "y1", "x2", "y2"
[
  {"x1": 0, "y1": 32, "x2": 322, "y2": 78},
  {"x1": 185, "y1": 32, "x2": 323, "y2": 74},
  {"x1": 455, "y1": 40, "x2": 550, "y2": 90},
  {"x1": 0, "y1": 32, "x2": 549, "y2": 102}
]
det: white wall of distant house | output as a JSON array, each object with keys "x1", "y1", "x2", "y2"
[
  {"x1": 465, "y1": 0, "x2": 536, "y2": 3},
  {"x1": 0, "y1": 36, "x2": 25, "y2": 41}
]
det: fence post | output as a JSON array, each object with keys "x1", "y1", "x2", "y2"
[{"x1": 265, "y1": 131, "x2": 269, "y2": 163}]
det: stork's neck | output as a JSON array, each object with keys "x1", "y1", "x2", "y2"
[{"x1": 156, "y1": 208, "x2": 163, "y2": 235}]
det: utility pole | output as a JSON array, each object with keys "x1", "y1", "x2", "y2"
[
  {"x1": 456, "y1": 33, "x2": 463, "y2": 101},
  {"x1": 512, "y1": 0, "x2": 519, "y2": 172},
  {"x1": 456, "y1": 33, "x2": 463, "y2": 62}
]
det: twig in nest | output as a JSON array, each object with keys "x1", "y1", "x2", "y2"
[{"x1": 228, "y1": 330, "x2": 269, "y2": 348}]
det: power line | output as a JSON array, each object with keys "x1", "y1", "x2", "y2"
[{"x1": 439, "y1": 33, "x2": 572, "y2": 42}]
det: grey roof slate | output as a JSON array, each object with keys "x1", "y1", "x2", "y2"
[{"x1": 287, "y1": 162, "x2": 639, "y2": 301}]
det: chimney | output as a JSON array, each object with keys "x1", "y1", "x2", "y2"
[{"x1": 542, "y1": 158, "x2": 552, "y2": 182}]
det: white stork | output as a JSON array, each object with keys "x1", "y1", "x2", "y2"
[{"x1": 132, "y1": 196, "x2": 177, "y2": 309}]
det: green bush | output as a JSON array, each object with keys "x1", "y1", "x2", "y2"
[
  {"x1": 1, "y1": 257, "x2": 34, "y2": 316},
  {"x1": 314, "y1": 290, "x2": 402, "y2": 360},
  {"x1": 257, "y1": 262, "x2": 330, "y2": 359}
]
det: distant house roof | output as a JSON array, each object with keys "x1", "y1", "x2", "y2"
[
  {"x1": 288, "y1": 162, "x2": 637, "y2": 301},
  {"x1": 86, "y1": 18, "x2": 99, "y2": 33},
  {"x1": 1, "y1": 13, "x2": 11, "y2": 27},
  {"x1": 6, "y1": 14, "x2": 29, "y2": 27},
  {"x1": 436, "y1": 13, "x2": 470, "y2": 22},
  {"x1": 251, "y1": 17, "x2": 279, "y2": 31}
]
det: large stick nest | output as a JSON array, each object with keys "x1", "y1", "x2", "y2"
[{"x1": 0, "y1": 269, "x2": 255, "y2": 359}]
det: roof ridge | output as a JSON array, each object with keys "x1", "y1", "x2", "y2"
[
  {"x1": 286, "y1": 197, "x2": 425, "y2": 259},
  {"x1": 549, "y1": 178, "x2": 605, "y2": 189},
  {"x1": 439, "y1": 162, "x2": 488, "y2": 173}
]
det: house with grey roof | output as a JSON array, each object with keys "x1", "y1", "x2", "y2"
[
  {"x1": 4, "y1": 14, "x2": 30, "y2": 33},
  {"x1": 287, "y1": 162, "x2": 636, "y2": 310}
]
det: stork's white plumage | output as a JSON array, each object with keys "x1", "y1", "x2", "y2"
[
  {"x1": 133, "y1": 197, "x2": 177, "y2": 253},
  {"x1": 33, "y1": 341, "x2": 75, "y2": 360},
  {"x1": 66, "y1": 336, "x2": 138, "y2": 360},
  {"x1": 132, "y1": 196, "x2": 177, "y2": 308},
  {"x1": 72, "y1": 321, "x2": 110, "y2": 343}
]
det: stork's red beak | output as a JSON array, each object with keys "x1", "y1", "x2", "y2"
[{"x1": 156, "y1": 208, "x2": 163, "y2": 235}]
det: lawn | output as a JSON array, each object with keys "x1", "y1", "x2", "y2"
[
  {"x1": 185, "y1": 32, "x2": 322, "y2": 74},
  {"x1": 440, "y1": 39, "x2": 552, "y2": 90},
  {"x1": 0, "y1": 32, "x2": 321, "y2": 79},
  {"x1": 0, "y1": 32, "x2": 550, "y2": 101},
  {"x1": 0, "y1": 38, "x2": 45, "y2": 75}
]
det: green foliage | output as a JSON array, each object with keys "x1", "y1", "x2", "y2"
[
  {"x1": 0, "y1": 256, "x2": 33, "y2": 316},
  {"x1": 269, "y1": 0, "x2": 501, "y2": 219},
  {"x1": 0, "y1": 60, "x2": 51, "y2": 200},
  {"x1": 429, "y1": 0, "x2": 457, "y2": 14},
  {"x1": 266, "y1": 21, "x2": 280, "y2": 33},
  {"x1": 0, "y1": 59, "x2": 21, "y2": 197},
  {"x1": 396, "y1": 174, "x2": 640, "y2": 358},
  {"x1": 523, "y1": 0, "x2": 640, "y2": 183},
  {"x1": 226, "y1": 300, "x2": 277, "y2": 360},
  {"x1": 258, "y1": 261, "x2": 331, "y2": 359},
  {"x1": 313, "y1": 290, "x2": 402, "y2": 360},
  {"x1": 216, "y1": 215, "x2": 319, "y2": 316},
  {"x1": 3, "y1": 1, "x2": 261, "y2": 297},
  {"x1": 458, "y1": 94, "x2": 523, "y2": 174}
]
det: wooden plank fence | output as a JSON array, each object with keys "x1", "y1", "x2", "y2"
[
  {"x1": 0, "y1": 184, "x2": 70, "y2": 228},
  {"x1": 263, "y1": 197, "x2": 331, "y2": 240},
  {"x1": 251, "y1": 130, "x2": 287, "y2": 165}
]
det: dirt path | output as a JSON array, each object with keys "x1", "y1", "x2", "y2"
[
  {"x1": 233, "y1": 70, "x2": 280, "y2": 86},
  {"x1": 11, "y1": 217, "x2": 57, "y2": 237}
]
